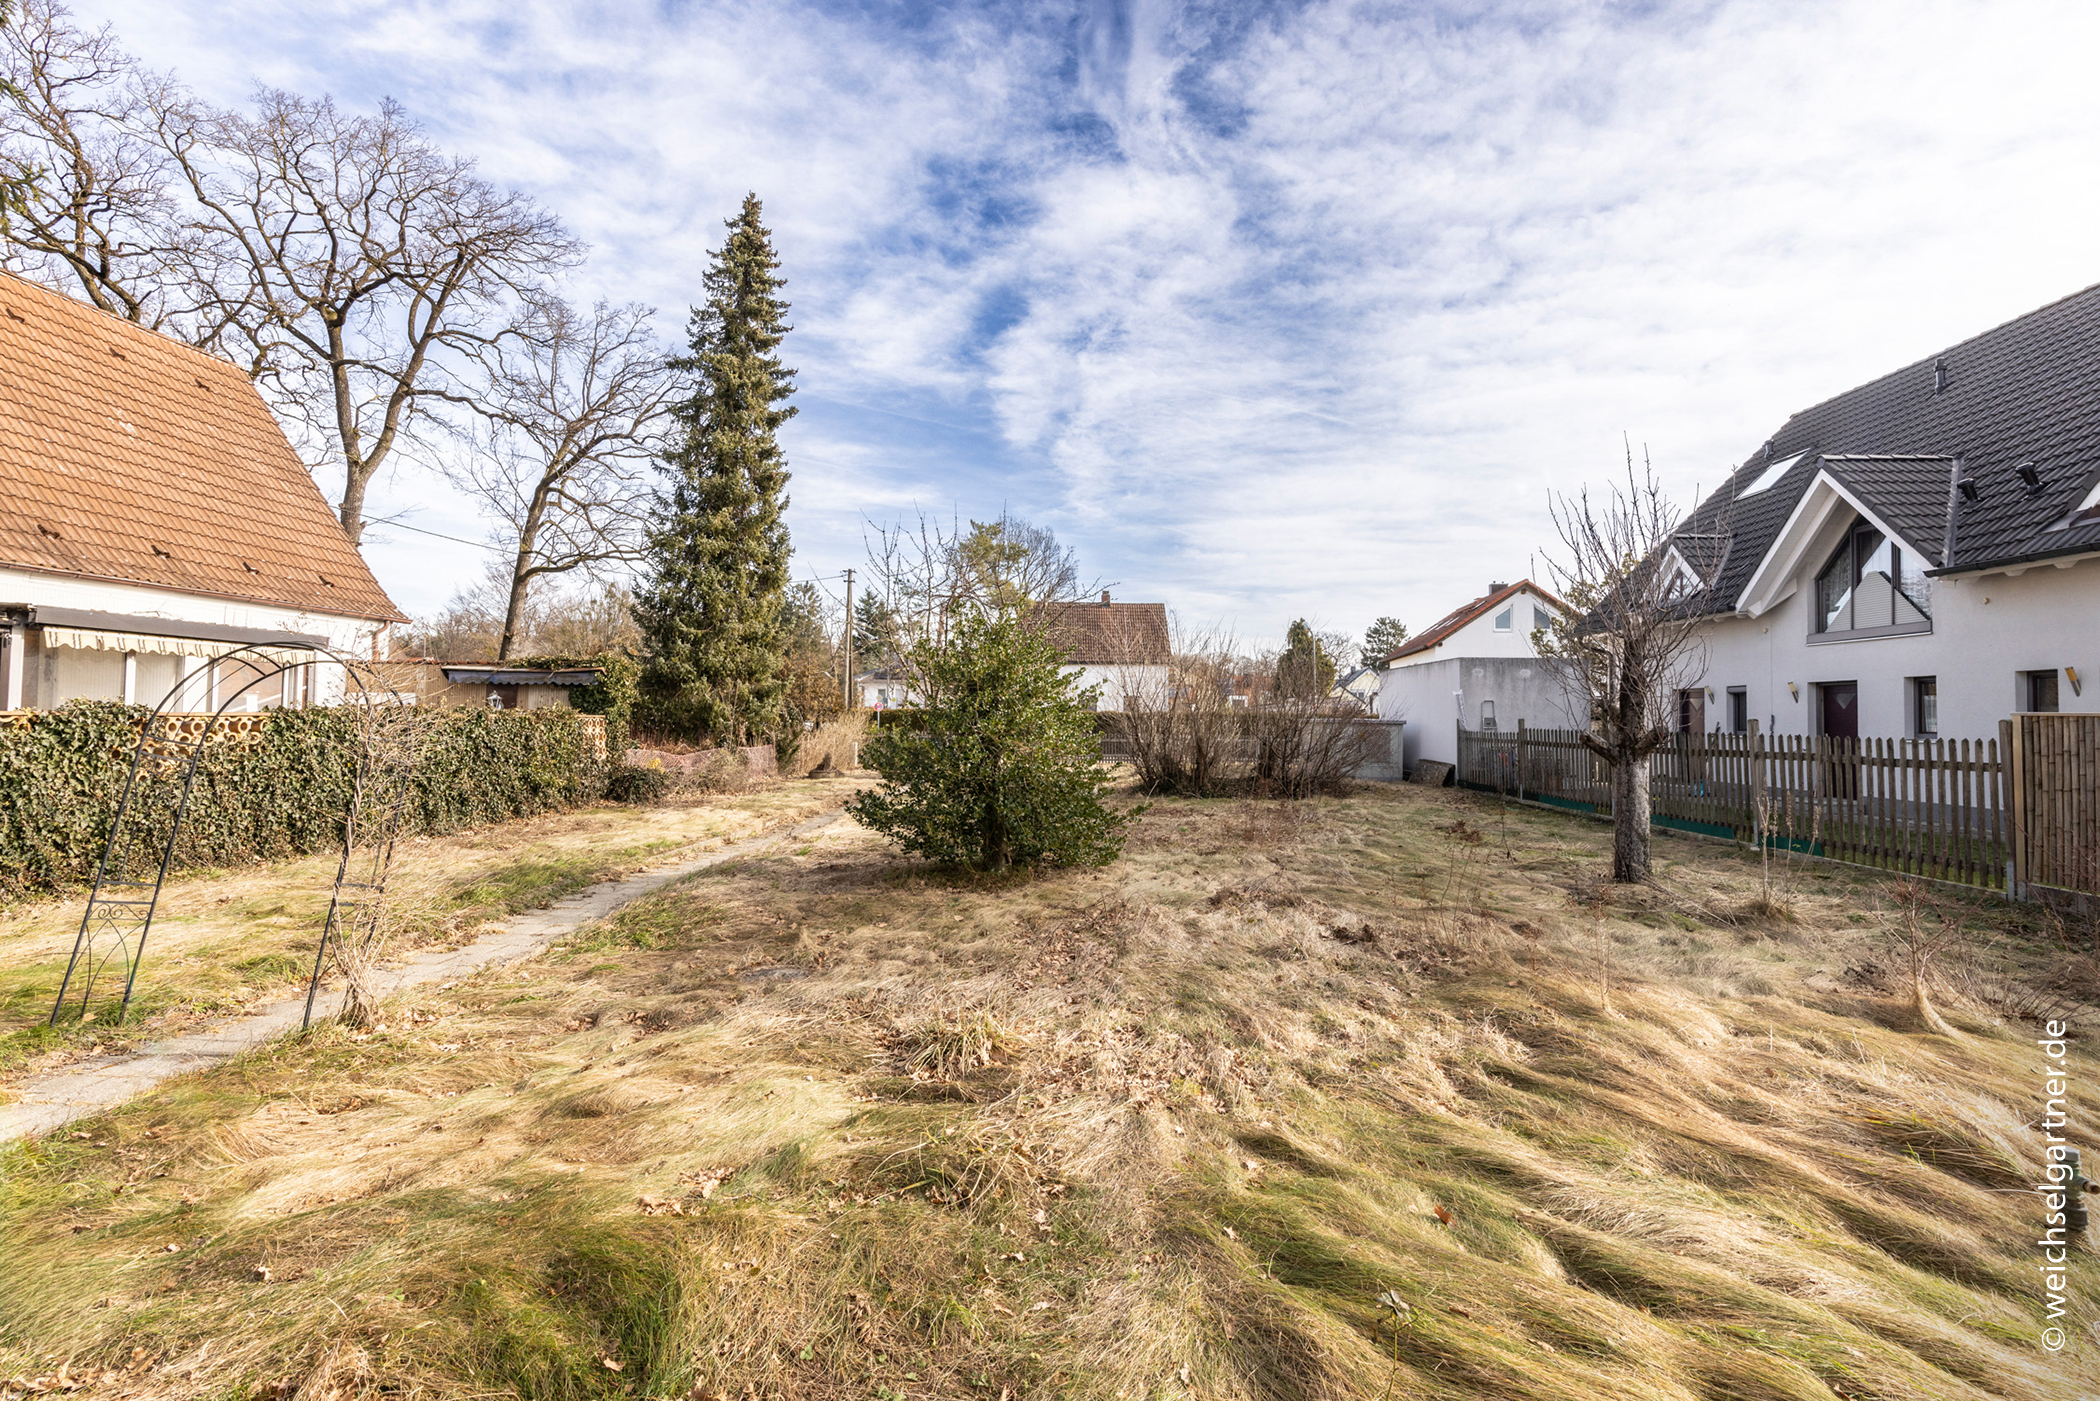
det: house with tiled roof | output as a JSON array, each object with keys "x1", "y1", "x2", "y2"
[
  {"x1": 1369, "y1": 579, "x2": 1582, "y2": 772},
  {"x1": 0, "y1": 271, "x2": 406, "y2": 712},
  {"x1": 1666, "y1": 282, "x2": 2100, "y2": 742},
  {"x1": 1041, "y1": 593, "x2": 1171, "y2": 711}
]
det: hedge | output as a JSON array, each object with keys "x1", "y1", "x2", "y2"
[
  {"x1": 508, "y1": 650, "x2": 639, "y2": 755},
  {"x1": 0, "y1": 701, "x2": 606, "y2": 903}
]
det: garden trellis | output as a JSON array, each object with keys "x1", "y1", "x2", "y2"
[{"x1": 48, "y1": 645, "x2": 416, "y2": 1030}]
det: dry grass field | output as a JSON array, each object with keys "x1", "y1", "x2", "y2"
[
  {"x1": 0, "y1": 778, "x2": 867, "y2": 1085},
  {"x1": 2, "y1": 779, "x2": 2096, "y2": 1401}
]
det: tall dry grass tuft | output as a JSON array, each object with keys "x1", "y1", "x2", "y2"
[{"x1": 785, "y1": 710, "x2": 870, "y2": 778}]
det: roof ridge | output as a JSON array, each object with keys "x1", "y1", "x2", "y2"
[{"x1": 1774, "y1": 279, "x2": 2100, "y2": 432}]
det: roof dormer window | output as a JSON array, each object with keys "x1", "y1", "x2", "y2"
[{"x1": 1814, "y1": 515, "x2": 1931, "y2": 638}]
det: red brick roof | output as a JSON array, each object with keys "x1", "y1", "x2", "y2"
[
  {"x1": 1382, "y1": 580, "x2": 1565, "y2": 664},
  {"x1": 0, "y1": 271, "x2": 405, "y2": 622}
]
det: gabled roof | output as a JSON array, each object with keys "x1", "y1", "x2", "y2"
[
  {"x1": 1039, "y1": 599, "x2": 1170, "y2": 666},
  {"x1": 0, "y1": 271, "x2": 405, "y2": 622},
  {"x1": 1675, "y1": 281, "x2": 2100, "y2": 610},
  {"x1": 1382, "y1": 580, "x2": 1565, "y2": 664}
]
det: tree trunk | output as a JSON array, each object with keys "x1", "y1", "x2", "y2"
[{"x1": 1611, "y1": 749, "x2": 1651, "y2": 882}]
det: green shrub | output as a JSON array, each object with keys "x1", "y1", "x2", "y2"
[
  {"x1": 845, "y1": 610, "x2": 1137, "y2": 871},
  {"x1": 0, "y1": 701, "x2": 604, "y2": 903},
  {"x1": 605, "y1": 762, "x2": 673, "y2": 805}
]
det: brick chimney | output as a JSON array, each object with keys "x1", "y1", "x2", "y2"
[{"x1": 1101, "y1": 590, "x2": 1111, "y2": 606}]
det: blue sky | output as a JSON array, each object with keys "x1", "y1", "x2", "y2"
[{"x1": 79, "y1": 0, "x2": 2100, "y2": 648}]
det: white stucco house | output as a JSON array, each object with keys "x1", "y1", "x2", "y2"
[
  {"x1": 1371, "y1": 580, "x2": 1583, "y2": 772},
  {"x1": 0, "y1": 271, "x2": 406, "y2": 712},
  {"x1": 1663, "y1": 282, "x2": 2100, "y2": 743},
  {"x1": 856, "y1": 666, "x2": 919, "y2": 710},
  {"x1": 1330, "y1": 665, "x2": 1382, "y2": 711},
  {"x1": 1045, "y1": 594, "x2": 1170, "y2": 711}
]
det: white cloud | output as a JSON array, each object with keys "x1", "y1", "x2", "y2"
[{"x1": 71, "y1": 0, "x2": 2100, "y2": 645}]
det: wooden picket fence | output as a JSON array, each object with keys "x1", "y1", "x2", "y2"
[{"x1": 1456, "y1": 721, "x2": 2018, "y2": 893}]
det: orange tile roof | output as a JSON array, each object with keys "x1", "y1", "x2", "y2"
[{"x1": 0, "y1": 271, "x2": 405, "y2": 623}]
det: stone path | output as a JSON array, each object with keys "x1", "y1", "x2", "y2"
[{"x1": 0, "y1": 808, "x2": 847, "y2": 1144}]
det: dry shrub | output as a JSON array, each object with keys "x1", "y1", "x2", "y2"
[{"x1": 785, "y1": 711, "x2": 869, "y2": 778}]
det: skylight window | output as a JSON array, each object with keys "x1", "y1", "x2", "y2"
[{"x1": 1737, "y1": 450, "x2": 1807, "y2": 497}]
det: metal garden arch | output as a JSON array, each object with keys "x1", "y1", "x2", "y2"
[{"x1": 48, "y1": 643, "x2": 417, "y2": 1030}]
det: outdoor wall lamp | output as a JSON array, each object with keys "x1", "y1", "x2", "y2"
[
  {"x1": 1787, "y1": 682, "x2": 1800, "y2": 702},
  {"x1": 2070, "y1": 666, "x2": 2084, "y2": 697}
]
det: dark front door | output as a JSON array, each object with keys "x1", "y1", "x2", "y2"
[
  {"x1": 1820, "y1": 682, "x2": 1858, "y2": 740},
  {"x1": 1821, "y1": 682, "x2": 1859, "y2": 798}
]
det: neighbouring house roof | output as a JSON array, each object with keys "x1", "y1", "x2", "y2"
[
  {"x1": 0, "y1": 271, "x2": 406, "y2": 623},
  {"x1": 439, "y1": 666, "x2": 605, "y2": 687},
  {"x1": 1382, "y1": 580, "x2": 1565, "y2": 664},
  {"x1": 855, "y1": 666, "x2": 911, "y2": 683},
  {"x1": 1674, "y1": 280, "x2": 2100, "y2": 610},
  {"x1": 1040, "y1": 598, "x2": 1171, "y2": 666}
]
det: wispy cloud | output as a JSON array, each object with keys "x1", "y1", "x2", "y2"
[{"x1": 80, "y1": 0, "x2": 2100, "y2": 642}]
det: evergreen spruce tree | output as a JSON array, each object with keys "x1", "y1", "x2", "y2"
[
  {"x1": 1361, "y1": 615, "x2": 1410, "y2": 668},
  {"x1": 1277, "y1": 619, "x2": 1337, "y2": 699},
  {"x1": 636, "y1": 194, "x2": 797, "y2": 744}
]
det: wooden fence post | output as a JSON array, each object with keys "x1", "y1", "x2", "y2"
[
  {"x1": 1749, "y1": 718, "x2": 1764, "y2": 851},
  {"x1": 1517, "y1": 719, "x2": 1527, "y2": 804},
  {"x1": 2003, "y1": 716, "x2": 2023, "y2": 899}
]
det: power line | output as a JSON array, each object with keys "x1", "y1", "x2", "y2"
[{"x1": 365, "y1": 515, "x2": 503, "y2": 552}]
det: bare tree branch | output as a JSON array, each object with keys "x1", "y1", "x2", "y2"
[
  {"x1": 444, "y1": 296, "x2": 675, "y2": 660},
  {"x1": 0, "y1": 0, "x2": 196, "y2": 327},
  {"x1": 154, "y1": 89, "x2": 582, "y2": 542}
]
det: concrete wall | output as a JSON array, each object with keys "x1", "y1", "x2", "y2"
[
  {"x1": 1375, "y1": 656, "x2": 1588, "y2": 770},
  {"x1": 1686, "y1": 552, "x2": 2100, "y2": 742}
]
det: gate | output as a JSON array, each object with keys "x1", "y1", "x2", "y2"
[{"x1": 2010, "y1": 712, "x2": 2100, "y2": 897}]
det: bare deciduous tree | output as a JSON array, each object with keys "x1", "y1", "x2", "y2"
[
  {"x1": 0, "y1": 0, "x2": 190, "y2": 326},
  {"x1": 448, "y1": 297, "x2": 672, "y2": 659},
  {"x1": 1538, "y1": 445, "x2": 1714, "y2": 882},
  {"x1": 862, "y1": 510, "x2": 1094, "y2": 656},
  {"x1": 158, "y1": 89, "x2": 581, "y2": 542},
  {"x1": 0, "y1": 6, "x2": 584, "y2": 544}
]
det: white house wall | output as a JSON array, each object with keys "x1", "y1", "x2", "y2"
[
  {"x1": 1064, "y1": 664, "x2": 1169, "y2": 711},
  {"x1": 1388, "y1": 587, "x2": 1559, "y2": 668},
  {"x1": 0, "y1": 565, "x2": 390, "y2": 708},
  {"x1": 1375, "y1": 657, "x2": 1585, "y2": 770},
  {"x1": 1687, "y1": 556, "x2": 2100, "y2": 741}
]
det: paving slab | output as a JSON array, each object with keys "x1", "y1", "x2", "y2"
[{"x1": 0, "y1": 808, "x2": 846, "y2": 1143}]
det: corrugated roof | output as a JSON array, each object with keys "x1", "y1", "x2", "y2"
[
  {"x1": 0, "y1": 271, "x2": 405, "y2": 622},
  {"x1": 1677, "y1": 281, "x2": 2100, "y2": 607},
  {"x1": 1383, "y1": 580, "x2": 1566, "y2": 664}
]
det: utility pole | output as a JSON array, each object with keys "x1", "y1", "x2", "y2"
[{"x1": 842, "y1": 568, "x2": 855, "y2": 711}]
